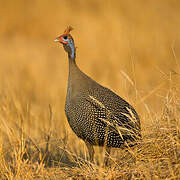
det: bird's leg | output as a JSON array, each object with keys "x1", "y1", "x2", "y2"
[
  {"x1": 103, "y1": 147, "x2": 111, "y2": 167},
  {"x1": 85, "y1": 142, "x2": 94, "y2": 163}
]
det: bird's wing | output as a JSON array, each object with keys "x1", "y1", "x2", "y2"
[{"x1": 85, "y1": 95, "x2": 138, "y2": 140}]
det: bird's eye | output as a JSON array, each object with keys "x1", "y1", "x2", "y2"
[{"x1": 63, "y1": 36, "x2": 68, "y2": 40}]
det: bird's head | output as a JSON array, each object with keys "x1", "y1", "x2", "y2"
[{"x1": 54, "y1": 26, "x2": 75, "y2": 59}]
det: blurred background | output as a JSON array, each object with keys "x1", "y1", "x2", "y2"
[{"x1": 0, "y1": 0, "x2": 180, "y2": 138}]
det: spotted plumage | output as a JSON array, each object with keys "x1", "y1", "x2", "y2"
[{"x1": 54, "y1": 26, "x2": 141, "y2": 165}]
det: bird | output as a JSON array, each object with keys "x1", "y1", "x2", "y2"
[{"x1": 54, "y1": 26, "x2": 141, "y2": 165}]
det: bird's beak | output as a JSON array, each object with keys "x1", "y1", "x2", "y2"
[{"x1": 54, "y1": 38, "x2": 60, "y2": 42}]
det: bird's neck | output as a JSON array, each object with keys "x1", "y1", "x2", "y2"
[
  {"x1": 68, "y1": 44, "x2": 78, "y2": 73},
  {"x1": 67, "y1": 43, "x2": 79, "y2": 79},
  {"x1": 67, "y1": 56, "x2": 80, "y2": 94},
  {"x1": 68, "y1": 56, "x2": 81, "y2": 82},
  {"x1": 67, "y1": 43, "x2": 82, "y2": 79},
  {"x1": 67, "y1": 55, "x2": 90, "y2": 98},
  {"x1": 68, "y1": 41, "x2": 75, "y2": 59},
  {"x1": 68, "y1": 56, "x2": 77, "y2": 73}
]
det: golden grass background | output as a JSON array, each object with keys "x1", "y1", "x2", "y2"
[{"x1": 0, "y1": 0, "x2": 180, "y2": 179}]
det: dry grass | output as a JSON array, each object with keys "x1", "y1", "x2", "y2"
[{"x1": 0, "y1": 0, "x2": 180, "y2": 179}]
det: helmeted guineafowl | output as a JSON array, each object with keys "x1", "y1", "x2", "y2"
[{"x1": 54, "y1": 26, "x2": 141, "y2": 165}]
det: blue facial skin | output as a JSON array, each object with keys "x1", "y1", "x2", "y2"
[
  {"x1": 63, "y1": 36, "x2": 75, "y2": 59},
  {"x1": 68, "y1": 40, "x2": 75, "y2": 59}
]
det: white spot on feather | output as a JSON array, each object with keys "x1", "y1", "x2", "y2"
[{"x1": 89, "y1": 95, "x2": 105, "y2": 108}]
